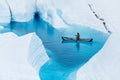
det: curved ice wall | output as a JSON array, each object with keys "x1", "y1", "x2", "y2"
[{"x1": 0, "y1": 0, "x2": 113, "y2": 33}]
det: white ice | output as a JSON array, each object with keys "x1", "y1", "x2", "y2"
[
  {"x1": 0, "y1": 32, "x2": 49, "y2": 80},
  {"x1": 75, "y1": 0, "x2": 120, "y2": 80},
  {"x1": 0, "y1": 0, "x2": 11, "y2": 23},
  {"x1": 36, "y1": 0, "x2": 68, "y2": 28},
  {"x1": 0, "y1": 0, "x2": 36, "y2": 23}
]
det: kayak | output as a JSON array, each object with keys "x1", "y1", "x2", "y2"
[{"x1": 62, "y1": 36, "x2": 93, "y2": 42}]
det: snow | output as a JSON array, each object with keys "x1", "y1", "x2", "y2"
[{"x1": 0, "y1": 32, "x2": 49, "y2": 80}]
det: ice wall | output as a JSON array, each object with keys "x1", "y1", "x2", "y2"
[
  {"x1": 0, "y1": 0, "x2": 36, "y2": 23},
  {"x1": 0, "y1": 0, "x2": 110, "y2": 32},
  {"x1": 7, "y1": 0, "x2": 36, "y2": 22},
  {"x1": 0, "y1": 33, "x2": 40, "y2": 80},
  {"x1": 0, "y1": 0, "x2": 11, "y2": 23},
  {"x1": 28, "y1": 32, "x2": 49, "y2": 73},
  {"x1": 36, "y1": 0, "x2": 110, "y2": 32},
  {"x1": 36, "y1": 0, "x2": 68, "y2": 28}
]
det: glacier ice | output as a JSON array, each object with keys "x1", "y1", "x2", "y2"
[
  {"x1": 36, "y1": 0, "x2": 68, "y2": 28},
  {"x1": 0, "y1": 0, "x2": 120, "y2": 80},
  {"x1": 36, "y1": 0, "x2": 109, "y2": 32},
  {"x1": 28, "y1": 32, "x2": 49, "y2": 73},
  {"x1": 7, "y1": 0, "x2": 36, "y2": 22},
  {"x1": 0, "y1": 32, "x2": 43, "y2": 80},
  {"x1": 0, "y1": 0, "x2": 11, "y2": 23},
  {"x1": 0, "y1": 0, "x2": 110, "y2": 32},
  {"x1": 76, "y1": 32, "x2": 120, "y2": 80},
  {"x1": 0, "y1": 0, "x2": 36, "y2": 23}
]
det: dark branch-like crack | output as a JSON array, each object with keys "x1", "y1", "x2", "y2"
[{"x1": 88, "y1": 4, "x2": 112, "y2": 34}]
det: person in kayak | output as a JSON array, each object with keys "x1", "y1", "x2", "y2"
[{"x1": 75, "y1": 32, "x2": 80, "y2": 40}]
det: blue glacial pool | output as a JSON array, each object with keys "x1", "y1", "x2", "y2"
[{"x1": 0, "y1": 17, "x2": 109, "y2": 80}]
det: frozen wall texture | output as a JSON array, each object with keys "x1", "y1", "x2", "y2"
[
  {"x1": 36, "y1": 0, "x2": 68, "y2": 28},
  {"x1": 28, "y1": 33, "x2": 49, "y2": 73},
  {"x1": 7, "y1": 0, "x2": 36, "y2": 22},
  {"x1": 0, "y1": 33, "x2": 40, "y2": 80},
  {"x1": 0, "y1": 0, "x2": 111, "y2": 32},
  {"x1": 76, "y1": 32, "x2": 120, "y2": 80},
  {"x1": 0, "y1": 0, "x2": 36, "y2": 23},
  {"x1": 0, "y1": 0, "x2": 11, "y2": 23}
]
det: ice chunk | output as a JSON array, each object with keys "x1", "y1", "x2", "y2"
[{"x1": 0, "y1": 32, "x2": 18, "y2": 46}]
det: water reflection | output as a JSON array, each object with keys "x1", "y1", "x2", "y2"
[
  {"x1": 39, "y1": 60, "x2": 83, "y2": 80},
  {"x1": 0, "y1": 16, "x2": 109, "y2": 80}
]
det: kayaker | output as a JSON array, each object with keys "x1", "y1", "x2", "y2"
[{"x1": 76, "y1": 32, "x2": 80, "y2": 40}]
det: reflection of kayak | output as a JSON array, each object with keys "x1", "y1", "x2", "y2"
[{"x1": 62, "y1": 36, "x2": 93, "y2": 42}]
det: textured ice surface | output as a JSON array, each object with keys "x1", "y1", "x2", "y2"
[
  {"x1": 0, "y1": 0, "x2": 36, "y2": 22},
  {"x1": 0, "y1": 32, "x2": 45, "y2": 80},
  {"x1": 7, "y1": 0, "x2": 36, "y2": 22},
  {"x1": 0, "y1": 0, "x2": 11, "y2": 23},
  {"x1": 28, "y1": 32, "x2": 49, "y2": 73}
]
